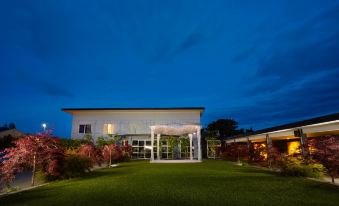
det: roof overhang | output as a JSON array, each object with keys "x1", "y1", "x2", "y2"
[
  {"x1": 62, "y1": 107, "x2": 205, "y2": 115},
  {"x1": 226, "y1": 112, "x2": 339, "y2": 143}
]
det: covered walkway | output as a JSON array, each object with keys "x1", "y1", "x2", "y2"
[{"x1": 150, "y1": 124, "x2": 202, "y2": 163}]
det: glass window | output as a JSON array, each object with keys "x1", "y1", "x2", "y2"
[
  {"x1": 132, "y1": 140, "x2": 138, "y2": 146},
  {"x1": 131, "y1": 139, "x2": 154, "y2": 159},
  {"x1": 85, "y1": 124, "x2": 91, "y2": 134},
  {"x1": 79, "y1": 125, "x2": 85, "y2": 133},
  {"x1": 132, "y1": 147, "x2": 138, "y2": 153},
  {"x1": 79, "y1": 124, "x2": 91, "y2": 134}
]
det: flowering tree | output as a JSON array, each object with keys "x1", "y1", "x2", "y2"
[
  {"x1": 0, "y1": 134, "x2": 64, "y2": 187},
  {"x1": 102, "y1": 144, "x2": 122, "y2": 166},
  {"x1": 308, "y1": 136, "x2": 339, "y2": 183},
  {"x1": 78, "y1": 144, "x2": 103, "y2": 166}
]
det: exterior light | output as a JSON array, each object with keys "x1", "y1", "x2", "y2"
[{"x1": 42, "y1": 123, "x2": 47, "y2": 131}]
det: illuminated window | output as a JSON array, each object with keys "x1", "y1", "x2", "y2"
[
  {"x1": 79, "y1": 124, "x2": 91, "y2": 134},
  {"x1": 103, "y1": 124, "x2": 113, "y2": 135}
]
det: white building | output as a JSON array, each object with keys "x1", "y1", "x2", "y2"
[{"x1": 62, "y1": 107, "x2": 204, "y2": 162}]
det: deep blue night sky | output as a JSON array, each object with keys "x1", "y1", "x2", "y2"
[{"x1": 1, "y1": 0, "x2": 339, "y2": 137}]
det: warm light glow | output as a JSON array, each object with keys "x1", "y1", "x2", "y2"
[
  {"x1": 144, "y1": 146, "x2": 153, "y2": 150},
  {"x1": 254, "y1": 143, "x2": 267, "y2": 159},
  {"x1": 103, "y1": 124, "x2": 114, "y2": 134},
  {"x1": 287, "y1": 141, "x2": 301, "y2": 155}
]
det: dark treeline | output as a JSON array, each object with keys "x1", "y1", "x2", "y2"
[{"x1": 0, "y1": 123, "x2": 16, "y2": 132}]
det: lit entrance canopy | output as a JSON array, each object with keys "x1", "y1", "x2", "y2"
[{"x1": 150, "y1": 124, "x2": 202, "y2": 163}]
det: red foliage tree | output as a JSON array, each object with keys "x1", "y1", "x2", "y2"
[
  {"x1": 237, "y1": 144, "x2": 249, "y2": 162},
  {"x1": 121, "y1": 143, "x2": 132, "y2": 158},
  {"x1": 102, "y1": 144, "x2": 122, "y2": 166},
  {"x1": 0, "y1": 134, "x2": 64, "y2": 187},
  {"x1": 78, "y1": 144, "x2": 103, "y2": 166},
  {"x1": 221, "y1": 143, "x2": 238, "y2": 161},
  {"x1": 308, "y1": 136, "x2": 339, "y2": 183}
]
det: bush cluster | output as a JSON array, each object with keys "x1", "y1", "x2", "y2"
[
  {"x1": 220, "y1": 138, "x2": 337, "y2": 180},
  {"x1": 0, "y1": 135, "x2": 133, "y2": 189},
  {"x1": 277, "y1": 155, "x2": 324, "y2": 178},
  {"x1": 63, "y1": 153, "x2": 91, "y2": 178}
]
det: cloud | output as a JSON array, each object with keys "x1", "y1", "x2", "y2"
[
  {"x1": 248, "y1": 5, "x2": 339, "y2": 94},
  {"x1": 231, "y1": 47, "x2": 257, "y2": 63},
  {"x1": 171, "y1": 30, "x2": 205, "y2": 56},
  {"x1": 33, "y1": 80, "x2": 74, "y2": 97},
  {"x1": 17, "y1": 74, "x2": 74, "y2": 98},
  {"x1": 223, "y1": 69, "x2": 339, "y2": 129}
]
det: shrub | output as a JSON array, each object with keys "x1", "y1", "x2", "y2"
[
  {"x1": 96, "y1": 136, "x2": 108, "y2": 148},
  {"x1": 63, "y1": 153, "x2": 91, "y2": 178},
  {"x1": 35, "y1": 170, "x2": 49, "y2": 184},
  {"x1": 59, "y1": 138, "x2": 82, "y2": 149},
  {"x1": 119, "y1": 152, "x2": 131, "y2": 162},
  {"x1": 278, "y1": 155, "x2": 324, "y2": 178}
]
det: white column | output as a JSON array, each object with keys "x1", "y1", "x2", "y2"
[
  {"x1": 197, "y1": 127, "x2": 202, "y2": 161},
  {"x1": 189, "y1": 133, "x2": 193, "y2": 160},
  {"x1": 151, "y1": 128, "x2": 154, "y2": 161},
  {"x1": 178, "y1": 140, "x2": 181, "y2": 159},
  {"x1": 157, "y1": 134, "x2": 161, "y2": 160}
]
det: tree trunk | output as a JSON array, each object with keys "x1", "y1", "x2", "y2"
[
  {"x1": 31, "y1": 153, "x2": 36, "y2": 186},
  {"x1": 331, "y1": 175, "x2": 335, "y2": 184},
  {"x1": 109, "y1": 149, "x2": 112, "y2": 167}
]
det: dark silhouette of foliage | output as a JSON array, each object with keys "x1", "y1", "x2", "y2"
[
  {"x1": 205, "y1": 119, "x2": 254, "y2": 141},
  {"x1": 0, "y1": 135, "x2": 15, "y2": 150}
]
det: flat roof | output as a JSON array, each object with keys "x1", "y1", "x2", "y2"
[
  {"x1": 251, "y1": 112, "x2": 339, "y2": 135},
  {"x1": 62, "y1": 107, "x2": 205, "y2": 114}
]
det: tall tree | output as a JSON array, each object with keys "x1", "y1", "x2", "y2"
[
  {"x1": 8, "y1": 123, "x2": 16, "y2": 129},
  {"x1": 206, "y1": 119, "x2": 243, "y2": 140}
]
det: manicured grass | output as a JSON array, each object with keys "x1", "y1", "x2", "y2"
[{"x1": 1, "y1": 160, "x2": 339, "y2": 206}]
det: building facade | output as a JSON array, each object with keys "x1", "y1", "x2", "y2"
[
  {"x1": 62, "y1": 107, "x2": 204, "y2": 162},
  {"x1": 226, "y1": 112, "x2": 339, "y2": 156}
]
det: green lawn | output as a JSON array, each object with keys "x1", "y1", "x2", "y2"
[{"x1": 1, "y1": 160, "x2": 339, "y2": 206}]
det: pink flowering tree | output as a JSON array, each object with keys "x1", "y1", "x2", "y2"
[
  {"x1": 78, "y1": 144, "x2": 103, "y2": 166},
  {"x1": 0, "y1": 134, "x2": 64, "y2": 187},
  {"x1": 102, "y1": 144, "x2": 122, "y2": 166}
]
